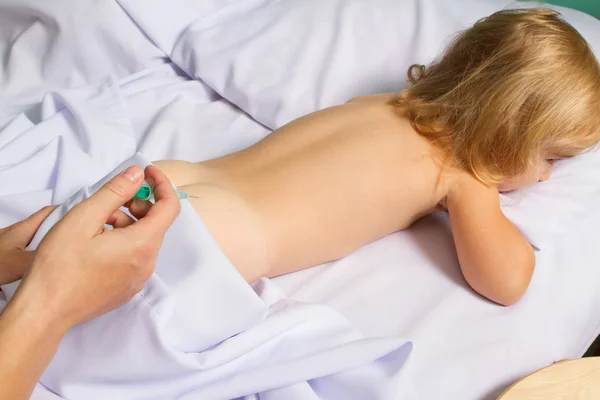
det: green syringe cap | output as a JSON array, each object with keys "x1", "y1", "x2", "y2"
[{"x1": 133, "y1": 185, "x2": 152, "y2": 201}]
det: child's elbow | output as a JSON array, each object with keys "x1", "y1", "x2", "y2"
[
  {"x1": 495, "y1": 280, "x2": 529, "y2": 306},
  {"x1": 494, "y1": 248, "x2": 536, "y2": 306}
]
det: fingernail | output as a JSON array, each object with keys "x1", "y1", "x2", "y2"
[
  {"x1": 146, "y1": 176, "x2": 155, "y2": 189},
  {"x1": 122, "y1": 166, "x2": 143, "y2": 182}
]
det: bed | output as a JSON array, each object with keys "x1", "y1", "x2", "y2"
[{"x1": 1, "y1": 0, "x2": 599, "y2": 399}]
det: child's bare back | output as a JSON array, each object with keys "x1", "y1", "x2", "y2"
[{"x1": 156, "y1": 95, "x2": 456, "y2": 282}]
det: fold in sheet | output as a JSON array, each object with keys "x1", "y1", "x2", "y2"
[
  {"x1": 0, "y1": 78, "x2": 412, "y2": 399},
  {"x1": 0, "y1": 0, "x2": 167, "y2": 117}
]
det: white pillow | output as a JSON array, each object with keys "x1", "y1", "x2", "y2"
[
  {"x1": 170, "y1": 0, "x2": 517, "y2": 128},
  {"x1": 499, "y1": 147, "x2": 600, "y2": 248},
  {"x1": 121, "y1": 0, "x2": 600, "y2": 249}
]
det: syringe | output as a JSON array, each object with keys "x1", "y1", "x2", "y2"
[{"x1": 133, "y1": 182, "x2": 196, "y2": 201}]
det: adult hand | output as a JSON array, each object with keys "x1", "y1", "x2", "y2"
[
  {"x1": 15, "y1": 164, "x2": 181, "y2": 330},
  {"x1": 0, "y1": 164, "x2": 180, "y2": 400},
  {"x1": 0, "y1": 206, "x2": 56, "y2": 285}
]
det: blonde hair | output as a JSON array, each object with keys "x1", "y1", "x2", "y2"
[{"x1": 396, "y1": 8, "x2": 600, "y2": 184}]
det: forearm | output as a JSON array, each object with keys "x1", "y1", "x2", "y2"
[
  {"x1": 0, "y1": 286, "x2": 68, "y2": 399},
  {"x1": 447, "y1": 183, "x2": 535, "y2": 306}
]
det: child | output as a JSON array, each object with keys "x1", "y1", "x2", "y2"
[{"x1": 151, "y1": 9, "x2": 600, "y2": 306}]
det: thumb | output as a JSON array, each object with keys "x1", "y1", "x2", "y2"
[
  {"x1": 66, "y1": 165, "x2": 145, "y2": 236},
  {"x1": 9, "y1": 206, "x2": 57, "y2": 249}
]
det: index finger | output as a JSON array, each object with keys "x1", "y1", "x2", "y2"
[{"x1": 130, "y1": 165, "x2": 181, "y2": 235}]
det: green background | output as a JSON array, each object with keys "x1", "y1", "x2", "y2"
[{"x1": 545, "y1": 0, "x2": 600, "y2": 18}]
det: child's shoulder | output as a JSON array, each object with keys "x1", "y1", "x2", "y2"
[{"x1": 345, "y1": 93, "x2": 399, "y2": 105}]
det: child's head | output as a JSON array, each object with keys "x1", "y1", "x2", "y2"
[{"x1": 397, "y1": 8, "x2": 600, "y2": 191}]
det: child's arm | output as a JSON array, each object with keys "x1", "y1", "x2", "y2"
[{"x1": 446, "y1": 175, "x2": 535, "y2": 306}]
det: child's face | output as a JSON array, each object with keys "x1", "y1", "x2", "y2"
[{"x1": 497, "y1": 156, "x2": 557, "y2": 193}]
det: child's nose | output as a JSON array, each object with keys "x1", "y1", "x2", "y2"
[{"x1": 538, "y1": 168, "x2": 552, "y2": 182}]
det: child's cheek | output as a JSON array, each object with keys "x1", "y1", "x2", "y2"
[{"x1": 498, "y1": 171, "x2": 538, "y2": 192}]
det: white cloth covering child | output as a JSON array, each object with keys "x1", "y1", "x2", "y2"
[{"x1": 2, "y1": 152, "x2": 412, "y2": 400}]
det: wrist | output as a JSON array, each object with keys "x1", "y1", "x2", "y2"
[
  {"x1": 8, "y1": 278, "x2": 73, "y2": 339},
  {"x1": 0, "y1": 276, "x2": 69, "y2": 399}
]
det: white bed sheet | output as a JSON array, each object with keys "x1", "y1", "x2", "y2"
[{"x1": 0, "y1": 2, "x2": 598, "y2": 399}]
